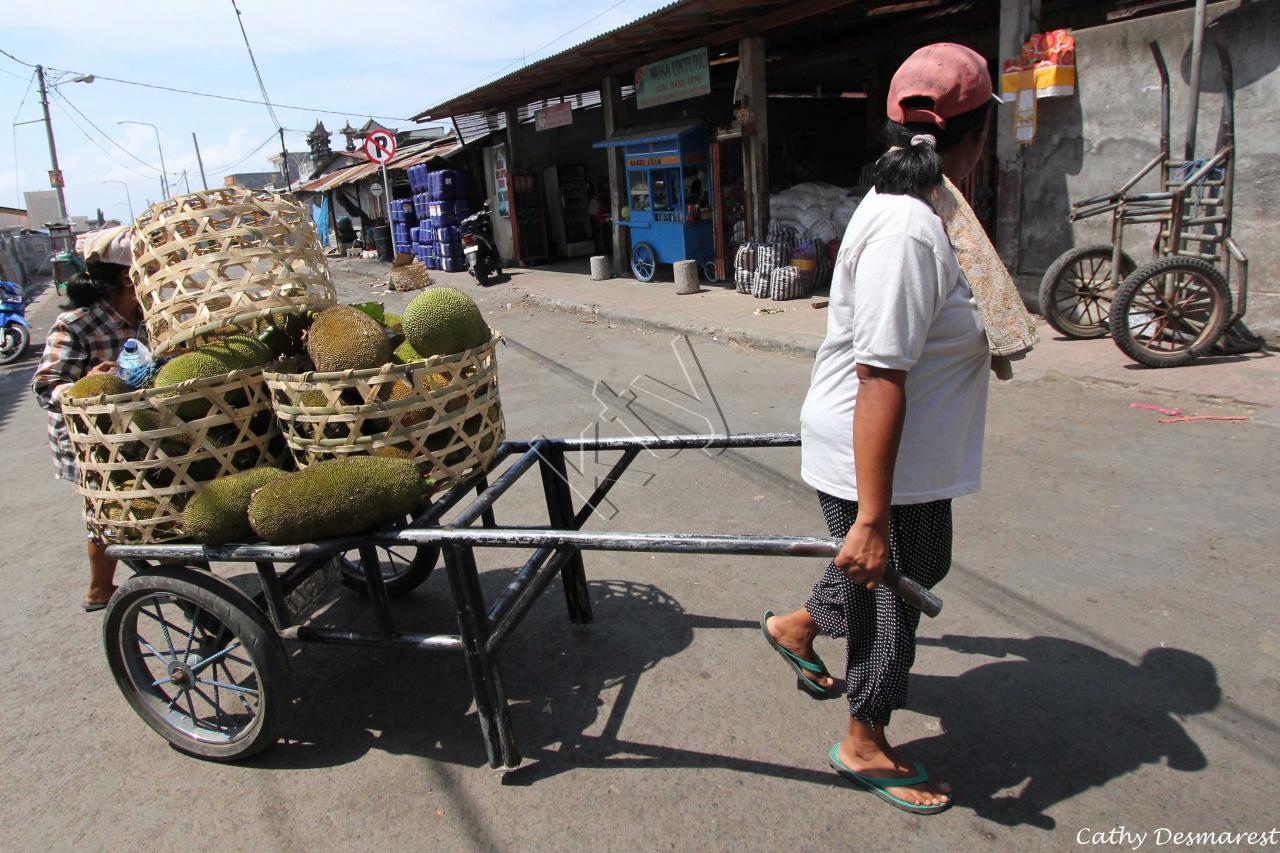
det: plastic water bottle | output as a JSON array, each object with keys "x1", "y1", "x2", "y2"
[{"x1": 116, "y1": 338, "x2": 154, "y2": 388}]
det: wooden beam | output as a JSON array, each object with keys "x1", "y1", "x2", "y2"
[
  {"x1": 601, "y1": 76, "x2": 629, "y2": 278},
  {"x1": 740, "y1": 35, "x2": 770, "y2": 242}
]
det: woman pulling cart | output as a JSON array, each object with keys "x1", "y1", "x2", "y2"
[
  {"x1": 32, "y1": 226, "x2": 143, "y2": 612},
  {"x1": 763, "y1": 44, "x2": 1035, "y2": 815}
]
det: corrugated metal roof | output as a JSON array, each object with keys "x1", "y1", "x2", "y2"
[
  {"x1": 412, "y1": 0, "x2": 800, "y2": 120},
  {"x1": 410, "y1": 0, "x2": 1001, "y2": 123},
  {"x1": 296, "y1": 136, "x2": 463, "y2": 193},
  {"x1": 593, "y1": 124, "x2": 704, "y2": 148}
]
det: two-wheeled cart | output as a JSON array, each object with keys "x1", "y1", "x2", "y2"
[
  {"x1": 594, "y1": 126, "x2": 718, "y2": 284},
  {"x1": 1037, "y1": 28, "x2": 1263, "y2": 367},
  {"x1": 103, "y1": 433, "x2": 941, "y2": 769}
]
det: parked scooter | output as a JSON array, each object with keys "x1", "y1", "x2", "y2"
[
  {"x1": 0, "y1": 281, "x2": 29, "y2": 365},
  {"x1": 460, "y1": 201, "x2": 502, "y2": 286}
]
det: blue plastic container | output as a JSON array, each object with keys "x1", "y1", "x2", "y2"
[
  {"x1": 436, "y1": 225, "x2": 460, "y2": 244},
  {"x1": 452, "y1": 199, "x2": 470, "y2": 220}
]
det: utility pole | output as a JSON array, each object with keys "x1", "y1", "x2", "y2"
[
  {"x1": 182, "y1": 170, "x2": 191, "y2": 194},
  {"x1": 35, "y1": 65, "x2": 68, "y2": 224},
  {"x1": 278, "y1": 127, "x2": 293, "y2": 192},
  {"x1": 192, "y1": 132, "x2": 209, "y2": 190}
]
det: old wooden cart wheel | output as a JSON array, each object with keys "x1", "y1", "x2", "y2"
[
  {"x1": 103, "y1": 567, "x2": 288, "y2": 761},
  {"x1": 1038, "y1": 244, "x2": 1135, "y2": 339},
  {"x1": 1108, "y1": 256, "x2": 1232, "y2": 368}
]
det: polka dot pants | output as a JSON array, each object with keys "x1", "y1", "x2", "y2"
[{"x1": 805, "y1": 491, "x2": 952, "y2": 726}]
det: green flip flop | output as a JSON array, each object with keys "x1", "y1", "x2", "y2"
[
  {"x1": 760, "y1": 611, "x2": 842, "y2": 700},
  {"x1": 827, "y1": 744, "x2": 952, "y2": 815}
]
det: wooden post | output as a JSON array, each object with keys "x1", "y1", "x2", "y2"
[
  {"x1": 994, "y1": 0, "x2": 1035, "y2": 272},
  {"x1": 739, "y1": 36, "x2": 770, "y2": 242},
  {"x1": 601, "y1": 75, "x2": 629, "y2": 278}
]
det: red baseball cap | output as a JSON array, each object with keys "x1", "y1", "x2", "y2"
[{"x1": 887, "y1": 43, "x2": 996, "y2": 128}]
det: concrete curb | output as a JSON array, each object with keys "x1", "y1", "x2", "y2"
[
  {"x1": 517, "y1": 292, "x2": 826, "y2": 358},
  {"x1": 515, "y1": 290, "x2": 1273, "y2": 409}
]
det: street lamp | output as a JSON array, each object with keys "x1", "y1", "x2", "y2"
[
  {"x1": 118, "y1": 120, "x2": 169, "y2": 200},
  {"x1": 102, "y1": 180, "x2": 134, "y2": 222}
]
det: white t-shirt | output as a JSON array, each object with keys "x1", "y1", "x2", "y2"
[{"x1": 800, "y1": 188, "x2": 990, "y2": 504}]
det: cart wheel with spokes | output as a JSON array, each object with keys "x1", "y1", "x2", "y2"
[
  {"x1": 102, "y1": 566, "x2": 289, "y2": 762},
  {"x1": 631, "y1": 242, "x2": 657, "y2": 282},
  {"x1": 1108, "y1": 257, "x2": 1232, "y2": 368},
  {"x1": 1038, "y1": 244, "x2": 1136, "y2": 339},
  {"x1": 339, "y1": 537, "x2": 439, "y2": 598}
]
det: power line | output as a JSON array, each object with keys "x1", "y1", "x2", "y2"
[
  {"x1": 0, "y1": 46, "x2": 414, "y2": 123},
  {"x1": 448, "y1": 0, "x2": 629, "y2": 101},
  {"x1": 197, "y1": 132, "x2": 278, "y2": 174},
  {"x1": 10, "y1": 69, "x2": 37, "y2": 205},
  {"x1": 53, "y1": 88, "x2": 174, "y2": 176},
  {"x1": 229, "y1": 0, "x2": 281, "y2": 131},
  {"x1": 47, "y1": 93, "x2": 165, "y2": 181}
]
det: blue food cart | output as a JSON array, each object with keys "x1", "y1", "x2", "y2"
[{"x1": 594, "y1": 125, "x2": 716, "y2": 282}]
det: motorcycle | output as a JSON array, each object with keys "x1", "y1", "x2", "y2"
[
  {"x1": 0, "y1": 281, "x2": 29, "y2": 365},
  {"x1": 460, "y1": 201, "x2": 502, "y2": 287}
]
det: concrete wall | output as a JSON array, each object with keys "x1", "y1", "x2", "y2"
[{"x1": 1020, "y1": 0, "x2": 1280, "y2": 336}]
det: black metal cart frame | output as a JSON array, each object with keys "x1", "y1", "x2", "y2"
[{"x1": 107, "y1": 432, "x2": 941, "y2": 769}]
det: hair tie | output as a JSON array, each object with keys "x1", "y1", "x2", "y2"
[{"x1": 910, "y1": 134, "x2": 937, "y2": 148}]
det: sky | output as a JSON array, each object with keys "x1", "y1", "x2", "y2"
[{"x1": 1, "y1": 0, "x2": 671, "y2": 223}]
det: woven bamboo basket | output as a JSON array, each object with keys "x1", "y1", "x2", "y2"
[
  {"x1": 265, "y1": 334, "x2": 505, "y2": 487},
  {"x1": 60, "y1": 366, "x2": 290, "y2": 544},
  {"x1": 130, "y1": 188, "x2": 336, "y2": 356}
]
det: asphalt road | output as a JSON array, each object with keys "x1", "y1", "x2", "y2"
[{"x1": 1, "y1": 271, "x2": 1277, "y2": 851}]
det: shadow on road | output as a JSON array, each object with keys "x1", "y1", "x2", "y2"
[
  {"x1": 248, "y1": 571, "x2": 841, "y2": 789},
  {"x1": 230, "y1": 565, "x2": 1218, "y2": 828},
  {"x1": 0, "y1": 359, "x2": 41, "y2": 436},
  {"x1": 904, "y1": 634, "x2": 1220, "y2": 829}
]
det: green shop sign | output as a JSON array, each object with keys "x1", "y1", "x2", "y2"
[{"x1": 635, "y1": 48, "x2": 710, "y2": 110}]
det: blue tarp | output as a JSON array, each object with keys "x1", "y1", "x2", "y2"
[{"x1": 312, "y1": 198, "x2": 331, "y2": 247}]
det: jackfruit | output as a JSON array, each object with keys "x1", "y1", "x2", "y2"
[
  {"x1": 306, "y1": 305, "x2": 392, "y2": 372},
  {"x1": 247, "y1": 456, "x2": 424, "y2": 544},
  {"x1": 393, "y1": 340, "x2": 423, "y2": 364},
  {"x1": 104, "y1": 479, "x2": 161, "y2": 523},
  {"x1": 370, "y1": 444, "x2": 412, "y2": 460},
  {"x1": 401, "y1": 287, "x2": 490, "y2": 357},
  {"x1": 65, "y1": 373, "x2": 131, "y2": 401},
  {"x1": 216, "y1": 334, "x2": 275, "y2": 367},
  {"x1": 381, "y1": 374, "x2": 447, "y2": 426},
  {"x1": 183, "y1": 467, "x2": 287, "y2": 544},
  {"x1": 152, "y1": 346, "x2": 248, "y2": 420},
  {"x1": 383, "y1": 312, "x2": 403, "y2": 334}
]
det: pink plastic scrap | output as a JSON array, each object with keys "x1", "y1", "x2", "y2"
[{"x1": 1130, "y1": 402, "x2": 1182, "y2": 417}]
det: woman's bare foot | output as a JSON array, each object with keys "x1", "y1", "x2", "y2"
[
  {"x1": 840, "y1": 719, "x2": 950, "y2": 807},
  {"x1": 84, "y1": 583, "x2": 117, "y2": 608},
  {"x1": 767, "y1": 609, "x2": 836, "y2": 691}
]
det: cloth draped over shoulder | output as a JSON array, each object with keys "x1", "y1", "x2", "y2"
[{"x1": 928, "y1": 176, "x2": 1038, "y2": 378}]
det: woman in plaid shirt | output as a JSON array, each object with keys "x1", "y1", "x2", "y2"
[{"x1": 32, "y1": 226, "x2": 142, "y2": 611}]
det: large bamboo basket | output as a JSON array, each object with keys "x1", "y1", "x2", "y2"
[
  {"x1": 60, "y1": 367, "x2": 290, "y2": 544},
  {"x1": 265, "y1": 335, "x2": 505, "y2": 488},
  {"x1": 130, "y1": 188, "x2": 336, "y2": 356}
]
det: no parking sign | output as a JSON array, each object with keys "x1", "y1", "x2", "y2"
[{"x1": 363, "y1": 129, "x2": 396, "y2": 164}]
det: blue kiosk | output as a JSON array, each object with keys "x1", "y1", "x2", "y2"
[{"x1": 594, "y1": 125, "x2": 716, "y2": 282}]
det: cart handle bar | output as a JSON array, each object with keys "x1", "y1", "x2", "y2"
[{"x1": 383, "y1": 527, "x2": 943, "y2": 618}]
